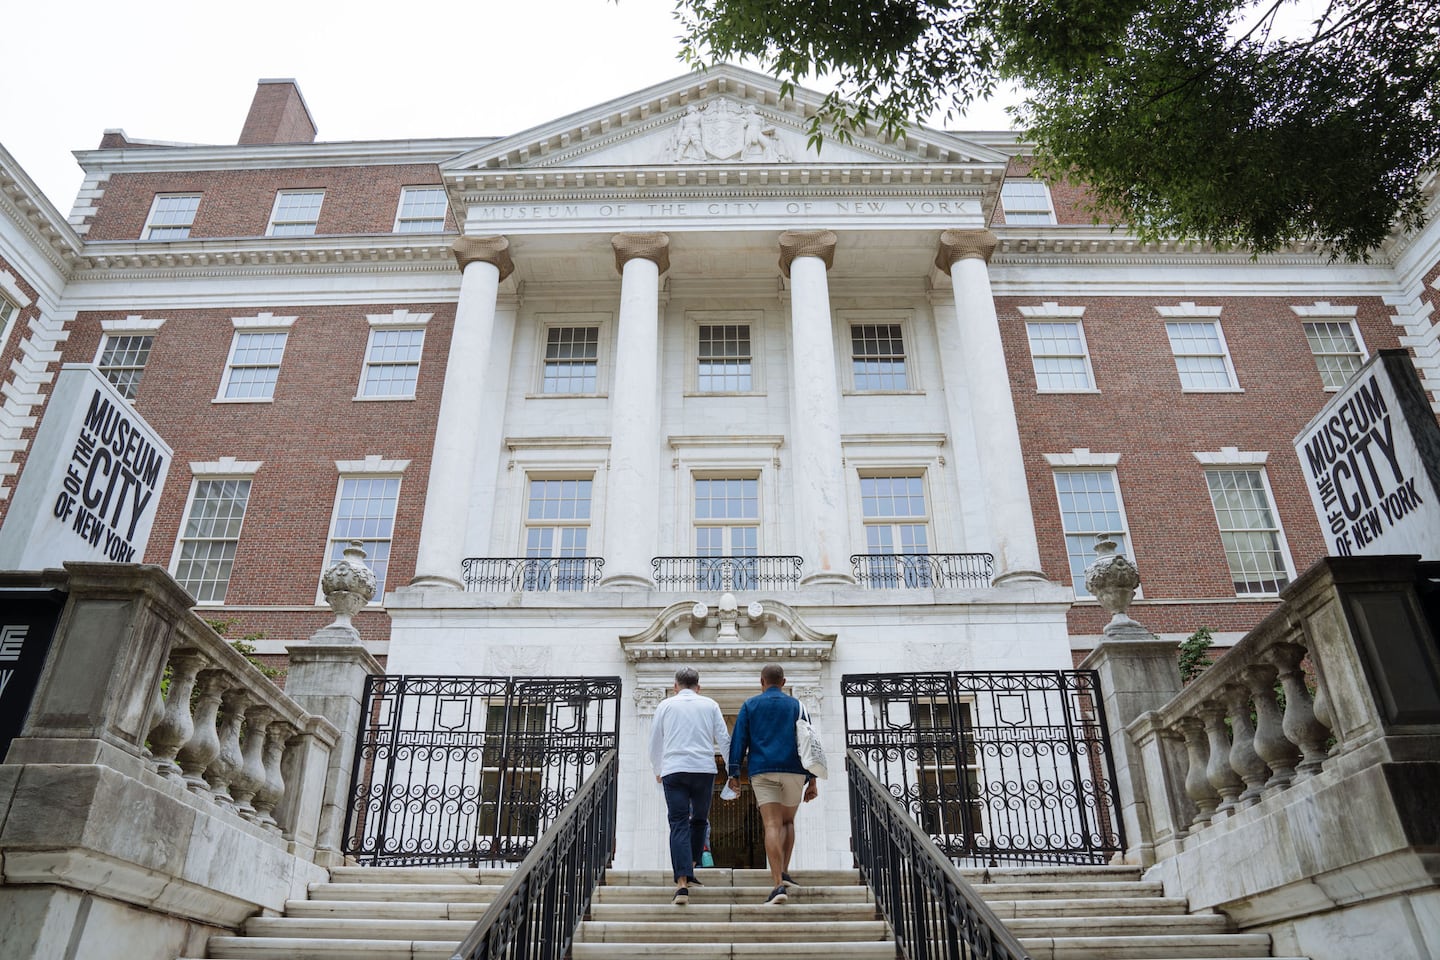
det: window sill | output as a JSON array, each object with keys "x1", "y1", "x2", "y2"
[
  {"x1": 212, "y1": 397, "x2": 275, "y2": 404},
  {"x1": 683, "y1": 390, "x2": 768, "y2": 398},
  {"x1": 525, "y1": 392, "x2": 608, "y2": 400},
  {"x1": 1035, "y1": 388, "x2": 1101, "y2": 395},
  {"x1": 842, "y1": 388, "x2": 926, "y2": 397},
  {"x1": 1179, "y1": 387, "x2": 1244, "y2": 394},
  {"x1": 353, "y1": 394, "x2": 416, "y2": 402}
]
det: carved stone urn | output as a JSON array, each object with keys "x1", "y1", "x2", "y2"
[
  {"x1": 1083, "y1": 533, "x2": 1144, "y2": 638},
  {"x1": 313, "y1": 540, "x2": 376, "y2": 643}
]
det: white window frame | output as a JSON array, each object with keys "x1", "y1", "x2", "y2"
[
  {"x1": 357, "y1": 310, "x2": 431, "y2": 400},
  {"x1": 318, "y1": 456, "x2": 410, "y2": 605},
  {"x1": 688, "y1": 310, "x2": 765, "y2": 395},
  {"x1": 1291, "y1": 303, "x2": 1368, "y2": 392},
  {"x1": 668, "y1": 437, "x2": 784, "y2": 558},
  {"x1": 692, "y1": 473, "x2": 763, "y2": 557},
  {"x1": 839, "y1": 310, "x2": 920, "y2": 394},
  {"x1": 1000, "y1": 180, "x2": 1056, "y2": 225},
  {"x1": 95, "y1": 316, "x2": 165, "y2": 402},
  {"x1": 1195, "y1": 449, "x2": 1296, "y2": 597},
  {"x1": 1021, "y1": 305, "x2": 1097, "y2": 393},
  {"x1": 216, "y1": 313, "x2": 297, "y2": 403},
  {"x1": 143, "y1": 193, "x2": 201, "y2": 240},
  {"x1": 1157, "y1": 305, "x2": 1240, "y2": 392},
  {"x1": 532, "y1": 314, "x2": 609, "y2": 397},
  {"x1": 1046, "y1": 457, "x2": 1137, "y2": 599},
  {"x1": 170, "y1": 458, "x2": 262, "y2": 605},
  {"x1": 393, "y1": 186, "x2": 449, "y2": 233},
  {"x1": 266, "y1": 189, "x2": 325, "y2": 237},
  {"x1": 0, "y1": 296, "x2": 18, "y2": 357}
]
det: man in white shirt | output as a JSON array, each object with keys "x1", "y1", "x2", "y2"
[{"x1": 649, "y1": 666, "x2": 731, "y2": 905}]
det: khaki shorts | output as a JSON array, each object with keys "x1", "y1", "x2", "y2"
[{"x1": 750, "y1": 772, "x2": 807, "y2": 808}]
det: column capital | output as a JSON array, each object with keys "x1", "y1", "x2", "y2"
[
  {"x1": 612, "y1": 232, "x2": 670, "y2": 275},
  {"x1": 935, "y1": 229, "x2": 998, "y2": 271},
  {"x1": 778, "y1": 229, "x2": 837, "y2": 276},
  {"x1": 452, "y1": 235, "x2": 514, "y2": 280}
]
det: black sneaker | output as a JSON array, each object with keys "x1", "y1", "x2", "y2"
[
  {"x1": 780, "y1": 871, "x2": 799, "y2": 889},
  {"x1": 764, "y1": 884, "x2": 788, "y2": 905},
  {"x1": 685, "y1": 876, "x2": 704, "y2": 886},
  {"x1": 672, "y1": 887, "x2": 689, "y2": 905}
]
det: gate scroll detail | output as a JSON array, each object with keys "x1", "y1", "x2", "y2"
[
  {"x1": 843, "y1": 670, "x2": 1124, "y2": 866},
  {"x1": 344, "y1": 674, "x2": 620, "y2": 866}
]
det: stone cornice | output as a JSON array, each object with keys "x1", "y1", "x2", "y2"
[
  {"x1": 1, "y1": 146, "x2": 84, "y2": 279},
  {"x1": 71, "y1": 235, "x2": 458, "y2": 280},
  {"x1": 73, "y1": 137, "x2": 495, "y2": 176}
]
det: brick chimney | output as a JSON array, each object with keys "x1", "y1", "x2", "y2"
[{"x1": 238, "y1": 79, "x2": 318, "y2": 145}]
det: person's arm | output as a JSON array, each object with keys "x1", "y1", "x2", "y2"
[
  {"x1": 710, "y1": 702, "x2": 732, "y2": 779},
  {"x1": 727, "y1": 703, "x2": 748, "y2": 785}
]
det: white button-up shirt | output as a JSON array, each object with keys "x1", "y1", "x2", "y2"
[{"x1": 649, "y1": 687, "x2": 732, "y2": 778}]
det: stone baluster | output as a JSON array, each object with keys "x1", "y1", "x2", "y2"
[
  {"x1": 148, "y1": 649, "x2": 204, "y2": 780},
  {"x1": 1199, "y1": 701, "x2": 1243, "y2": 817},
  {"x1": 206, "y1": 688, "x2": 251, "y2": 808},
  {"x1": 1268, "y1": 641, "x2": 1332, "y2": 778},
  {"x1": 232, "y1": 704, "x2": 275, "y2": 820},
  {"x1": 176, "y1": 670, "x2": 228, "y2": 797},
  {"x1": 252, "y1": 721, "x2": 292, "y2": 832},
  {"x1": 1221, "y1": 683, "x2": 1270, "y2": 807},
  {"x1": 1175, "y1": 716, "x2": 1219, "y2": 829},
  {"x1": 1244, "y1": 662, "x2": 1301, "y2": 793}
]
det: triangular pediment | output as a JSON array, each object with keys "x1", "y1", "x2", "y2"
[{"x1": 441, "y1": 64, "x2": 1008, "y2": 175}]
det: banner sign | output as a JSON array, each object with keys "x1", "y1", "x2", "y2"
[
  {"x1": 0, "y1": 588, "x2": 64, "y2": 760},
  {"x1": 0, "y1": 365, "x2": 173, "y2": 569},
  {"x1": 1294, "y1": 350, "x2": 1440, "y2": 558}
]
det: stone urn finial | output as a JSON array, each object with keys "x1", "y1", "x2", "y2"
[
  {"x1": 312, "y1": 540, "x2": 376, "y2": 644},
  {"x1": 1084, "y1": 534, "x2": 1144, "y2": 638}
]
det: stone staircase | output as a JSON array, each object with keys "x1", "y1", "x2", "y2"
[{"x1": 189, "y1": 863, "x2": 1310, "y2": 960}]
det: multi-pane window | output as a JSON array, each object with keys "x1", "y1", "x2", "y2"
[
  {"x1": 911, "y1": 700, "x2": 983, "y2": 840},
  {"x1": 697, "y1": 324, "x2": 752, "y2": 391},
  {"x1": 1165, "y1": 321, "x2": 1237, "y2": 390},
  {"x1": 394, "y1": 187, "x2": 449, "y2": 233},
  {"x1": 144, "y1": 194, "x2": 201, "y2": 240},
  {"x1": 524, "y1": 477, "x2": 592, "y2": 591},
  {"x1": 1000, "y1": 181, "x2": 1056, "y2": 225},
  {"x1": 541, "y1": 326, "x2": 599, "y2": 393},
  {"x1": 96, "y1": 335, "x2": 154, "y2": 400},
  {"x1": 360, "y1": 327, "x2": 425, "y2": 398},
  {"x1": 851, "y1": 324, "x2": 909, "y2": 390},
  {"x1": 1, "y1": 297, "x2": 19, "y2": 350},
  {"x1": 1205, "y1": 469, "x2": 1291, "y2": 595},
  {"x1": 1054, "y1": 471, "x2": 1131, "y2": 597},
  {"x1": 695, "y1": 477, "x2": 759, "y2": 557},
  {"x1": 174, "y1": 478, "x2": 251, "y2": 603},
  {"x1": 324, "y1": 476, "x2": 400, "y2": 599},
  {"x1": 859, "y1": 474, "x2": 933, "y2": 586},
  {"x1": 479, "y1": 703, "x2": 547, "y2": 838},
  {"x1": 267, "y1": 190, "x2": 324, "y2": 236},
  {"x1": 1303, "y1": 321, "x2": 1365, "y2": 390},
  {"x1": 1026, "y1": 322, "x2": 1094, "y2": 391},
  {"x1": 221, "y1": 330, "x2": 289, "y2": 400}
]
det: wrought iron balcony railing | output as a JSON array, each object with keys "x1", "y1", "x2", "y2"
[
  {"x1": 850, "y1": 552, "x2": 994, "y2": 589},
  {"x1": 651, "y1": 555, "x2": 804, "y2": 591},
  {"x1": 461, "y1": 557, "x2": 605, "y2": 593}
]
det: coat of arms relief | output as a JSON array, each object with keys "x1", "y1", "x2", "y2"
[{"x1": 660, "y1": 98, "x2": 794, "y2": 164}]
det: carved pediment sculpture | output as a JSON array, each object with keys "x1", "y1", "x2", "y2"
[{"x1": 660, "y1": 99, "x2": 793, "y2": 164}]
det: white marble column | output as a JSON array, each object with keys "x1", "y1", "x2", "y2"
[
  {"x1": 781, "y1": 230, "x2": 855, "y2": 586},
  {"x1": 410, "y1": 236, "x2": 514, "y2": 589},
  {"x1": 936, "y1": 229, "x2": 1045, "y2": 584},
  {"x1": 599, "y1": 233, "x2": 668, "y2": 590}
]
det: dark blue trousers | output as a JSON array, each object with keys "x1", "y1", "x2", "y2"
[{"x1": 661, "y1": 771, "x2": 715, "y2": 883}]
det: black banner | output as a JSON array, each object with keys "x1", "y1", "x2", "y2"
[{"x1": 0, "y1": 589, "x2": 65, "y2": 761}]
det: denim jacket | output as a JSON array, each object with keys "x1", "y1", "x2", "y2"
[{"x1": 728, "y1": 686, "x2": 811, "y2": 781}]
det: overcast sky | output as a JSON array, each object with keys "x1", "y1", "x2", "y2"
[{"x1": 3, "y1": 0, "x2": 1021, "y2": 216}]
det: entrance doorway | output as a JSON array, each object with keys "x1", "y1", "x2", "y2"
[{"x1": 707, "y1": 772, "x2": 764, "y2": 868}]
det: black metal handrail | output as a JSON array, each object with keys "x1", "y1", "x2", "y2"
[
  {"x1": 850, "y1": 553, "x2": 994, "y2": 589},
  {"x1": 461, "y1": 557, "x2": 605, "y2": 592},
  {"x1": 451, "y1": 748, "x2": 618, "y2": 960},
  {"x1": 651, "y1": 555, "x2": 803, "y2": 591},
  {"x1": 848, "y1": 749, "x2": 1033, "y2": 960}
]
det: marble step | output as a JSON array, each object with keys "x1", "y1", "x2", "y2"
[
  {"x1": 306, "y1": 881, "x2": 503, "y2": 902},
  {"x1": 959, "y1": 865, "x2": 1144, "y2": 884},
  {"x1": 986, "y1": 896, "x2": 1197, "y2": 918},
  {"x1": 1015, "y1": 933, "x2": 1276, "y2": 960},
  {"x1": 282, "y1": 899, "x2": 490, "y2": 921},
  {"x1": 974, "y1": 880, "x2": 1168, "y2": 900},
  {"x1": 201, "y1": 937, "x2": 457, "y2": 960},
  {"x1": 243, "y1": 917, "x2": 474, "y2": 941},
  {"x1": 603, "y1": 868, "x2": 860, "y2": 887},
  {"x1": 1004, "y1": 914, "x2": 1233, "y2": 937},
  {"x1": 326, "y1": 865, "x2": 513, "y2": 884},
  {"x1": 574, "y1": 919, "x2": 892, "y2": 943},
  {"x1": 571, "y1": 944, "x2": 898, "y2": 960},
  {"x1": 594, "y1": 884, "x2": 872, "y2": 904},
  {"x1": 588, "y1": 902, "x2": 878, "y2": 922}
]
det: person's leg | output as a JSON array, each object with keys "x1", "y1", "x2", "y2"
[
  {"x1": 684, "y1": 772, "x2": 715, "y2": 877},
  {"x1": 660, "y1": 775, "x2": 693, "y2": 888},
  {"x1": 758, "y1": 801, "x2": 789, "y2": 888}
]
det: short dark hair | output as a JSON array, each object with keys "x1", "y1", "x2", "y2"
[
  {"x1": 674, "y1": 667, "x2": 700, "y2": 689},
  {"x1": 760, "y1": 664, "x2": 785, "y2": 687}
]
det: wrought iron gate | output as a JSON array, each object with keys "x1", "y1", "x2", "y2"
[
  {"x1": 343, "y1": 675, "x2": 621, "y2": 866},
  {"x1": 843, "y1": 670, "x2": 1124, "y2": 865}
]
